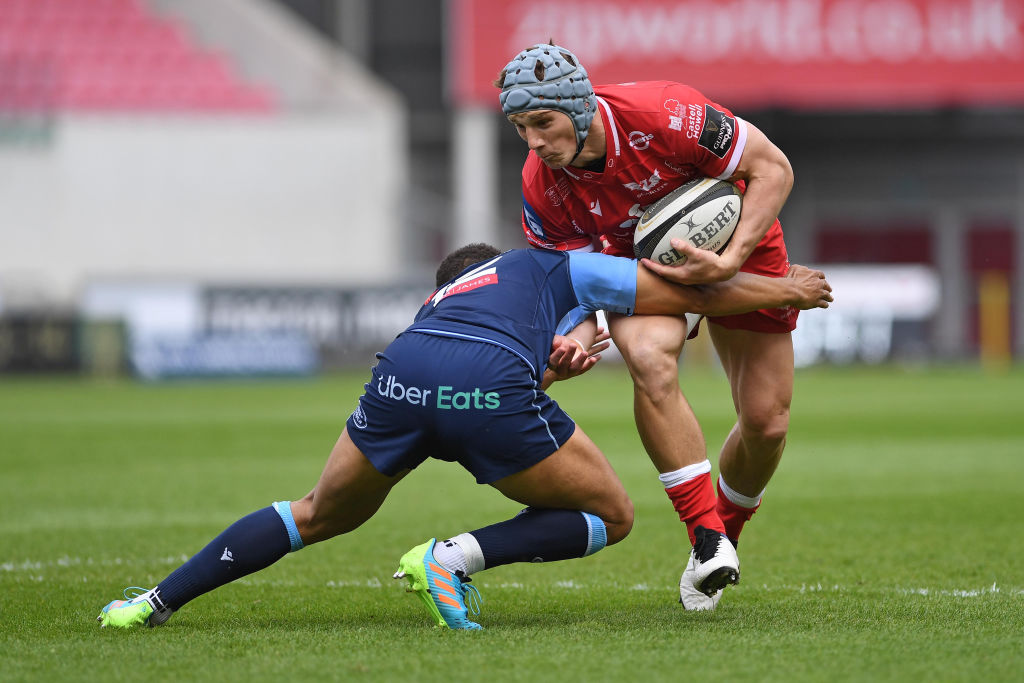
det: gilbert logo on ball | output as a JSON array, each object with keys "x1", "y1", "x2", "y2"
[{"x1": 633, "y1": 177, "x2": 742, "y2": 265}]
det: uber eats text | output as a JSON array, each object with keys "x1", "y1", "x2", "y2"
[{"x1": 377, "y1": 374, "x2": 500, "y2": 409}]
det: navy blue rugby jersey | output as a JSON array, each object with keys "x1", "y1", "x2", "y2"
[{"x1": 405, "y1": 249, "x2": 637, "y2": 379}]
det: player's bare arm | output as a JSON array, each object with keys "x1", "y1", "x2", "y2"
[
  {"x1": 722, "y1": 121, "x2": 793, "y2": 271},
  {"x1": 636, "y1": 243, "x2": 831, "y2": 316},
  {"x1": 542, "y1": 328, "x2": 612, "y2": 390},
  {"x1": 559, "y1": 314, "x2": 599, "y2": 350},
  {"x1": 671, "y1": 122, "x2": 794, "y2": 284}
]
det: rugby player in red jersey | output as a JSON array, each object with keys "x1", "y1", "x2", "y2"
[{"x1": 497, "y1": 43, "x2": 800, "y2": 610}]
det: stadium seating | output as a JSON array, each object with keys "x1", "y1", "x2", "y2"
[{"x1": 0, "y1": 0, "x2": 274, "y2": 112}]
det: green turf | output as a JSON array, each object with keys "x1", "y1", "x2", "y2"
[{"x1": 2, "y1": 365, "x2": 1023, "y2": 682}]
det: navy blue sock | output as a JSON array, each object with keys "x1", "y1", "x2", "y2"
[
  {"x1": 156, "y1": 504, "x2": 303, "y2": 610},
  {"x1": 469, "y1": 507, "x2": 607, "y2": 568}
]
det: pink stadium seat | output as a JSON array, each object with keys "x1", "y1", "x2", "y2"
[{"x1": 0, "y1": 0, "x2": 275, "y2": 113}]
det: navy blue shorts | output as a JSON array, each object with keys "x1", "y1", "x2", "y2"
[{"x1": 346, "y1": 332, "x2": 576, "y2": 484}]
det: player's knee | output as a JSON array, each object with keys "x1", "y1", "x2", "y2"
[
  {"x1": 291, "y1": 495, "x2": 343, "y2": 545},
  {"x1": 603, "y1": 495, "x2": 634, "y2": 546},
  {"x1": 740, "y1": 405, "x2": 790, "y2": 446},
  {"x1": 621, "y1": 343, "x2": 680, "y2": 402}
]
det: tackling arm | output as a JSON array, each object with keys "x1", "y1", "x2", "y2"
[
  {"x1": 635, "y1": 244, "x2": 832, "y2": 316},
  {"x1": 565, "y1": 248, "x2": 830, "y2": 321}
]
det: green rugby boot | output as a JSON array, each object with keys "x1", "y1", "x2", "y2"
[
  {"x1": 97, "y1": 587, "x2": 174, "y2": 628},
  {"x1": 393, "y1": 538, "x2": 483, "y2": 630}
]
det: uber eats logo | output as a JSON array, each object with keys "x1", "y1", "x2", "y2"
[
  {"x1": 436, "y1": 385, "x2": 501, "y2": 410},
  {"x1": 377, "y1": 374, "x2": 501, "y2": 409}
]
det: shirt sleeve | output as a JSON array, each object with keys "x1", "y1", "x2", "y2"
[
  {"x1": 661, "y1": 83, "x2": 748, "y2": 181},
  {"x1": 566, "y1": 252, "x2": 638, "y2": 315},
  {"x1": 555, "y1": 306, "x2": 593, "y2": 336}
]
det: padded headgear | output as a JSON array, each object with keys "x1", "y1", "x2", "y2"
[{"x1": 499, "y1": 44, "x2": 597, "y2": 156}]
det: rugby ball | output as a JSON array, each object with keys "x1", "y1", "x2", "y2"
[{"x1": 633, "y1": 177, "x2": 741, "y2": 265}]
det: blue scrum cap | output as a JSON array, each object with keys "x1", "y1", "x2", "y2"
[{"x1": 499, "y1": 44, "x2": 597, "y2": 155}]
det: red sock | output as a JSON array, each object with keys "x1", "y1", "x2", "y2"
[
  {"x1": 716, "y1": 478, "x2": 761, "y2": 543},
  {"x1": 664, "y1": 472, "x2": 725, "y2": 545}
]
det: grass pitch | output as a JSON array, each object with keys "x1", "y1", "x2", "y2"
[{"x1": 2, "y1": 365, "x2": 1023, "y2": 682}]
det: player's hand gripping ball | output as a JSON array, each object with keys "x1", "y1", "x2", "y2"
[{"x1": 633, "y1": 177, "x2": 741, "y2": 266}]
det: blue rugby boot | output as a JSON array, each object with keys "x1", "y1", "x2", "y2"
[{"x1": 393, "y1": 538, "x2": 483, "y2": 630}]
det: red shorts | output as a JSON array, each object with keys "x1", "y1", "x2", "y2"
[{"x1": 694, "y1": 222, "x2": 798, "y2": 337}]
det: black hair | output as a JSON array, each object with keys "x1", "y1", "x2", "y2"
[{"x1": 435, "y1": 243, "x2": 502, "y2": 286}]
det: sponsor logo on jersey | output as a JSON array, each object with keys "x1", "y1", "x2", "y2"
[
  {"x1": 698, "y1": 104, "x2": 735, "y2": 159},
  {"x1": 446, "y1": 273, "x2": 497, "y2": 296},
  {"x1": 685, "y1": 103, "x2": 704, "y2": 140},
  {"x1": 430, "y1": 270, "x2": 498, "y2": 305},
  {"x1": 666, "y1": 100, "x2": 709, "y2": 138},
  {"x1": 619, "y1": 203, "x2": 644, "y2": 230},
  {"x1": 623, "y1": 169, "x2": 662, "y2": 194},
  {"x1": 376, "y1": 373, "x2": 433, "y2": 406},
  {"x1": 544, "y1": 178, "x2": 571, "y2": 207},
  {"x1": 589, "y1": 199, "x2": 602, "y2": 216},
  {"x1": 628, "y1": 130, "x2": 655, "y2": 150},
  {"x1": 429, "y1": 256, "x2": 502, "y2": 306},
  {"x1": 523, "y1": 197, "x2": 545, "y2": 238},
  {"x1": 375, "y1": 373, "x2": 501, "y2": 410},
  {"x1": 664, "y1": 160, "x2": 691, "y2": 175},
  {"x1": 664, "y1": 98, "x2": 684, "y2": 131},
  {"x1": 351, "y1": 404, "x2": 368, "y2": 428},
  {"x1": 664, "y1": 99, "x2": 681, "y2": 112}
]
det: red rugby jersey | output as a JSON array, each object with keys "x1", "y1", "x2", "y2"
[{"x1": 518, "y1": 81, "x2": 783, "y2": 259}]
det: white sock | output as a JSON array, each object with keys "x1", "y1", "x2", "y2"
[
  {"x1": 658, "y1": 459, "x2": 712, "y2": 489},
  {"x1": 433, "y1": 533, "x2": 485, "y2": 575},
  {"x1": 718, "y1": 474, "x2": 764, "y2": 509}
]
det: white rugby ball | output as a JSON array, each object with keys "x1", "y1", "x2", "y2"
[{"x1": 633, "y1": 177, "x2": 741, "y2": 265}]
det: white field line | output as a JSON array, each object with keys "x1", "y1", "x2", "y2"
[
  {"x1": 4, "y1": 556, "x2": 1021, "y2": 597},
  {"x1": 1, "y1": 555, "x2": 189, "y2": 572}
]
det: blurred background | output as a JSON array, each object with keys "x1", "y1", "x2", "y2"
[{"x1": 1, "y1": 0, "x2": 1021, "y2": 379}]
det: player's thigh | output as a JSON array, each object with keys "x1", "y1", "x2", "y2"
[
  {"x1": 293, "y1": 428, "x2": 408, "y2": 543},
  {"x1": 488, "y1": 426, "x2": 633, "y2": 542},
  {"x1": 709, "y1": 324, "x2": 794, "y2": 417},
  {"x1": 607, "y1": 312, "x2": 687, "y2": 375}
]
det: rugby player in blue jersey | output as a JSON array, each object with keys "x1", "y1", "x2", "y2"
[{"x1": 98, "y1": 242, "x2": 831, "y2": 630}]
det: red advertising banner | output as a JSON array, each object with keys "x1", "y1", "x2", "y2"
[{"x1": 449, "y1": 0, "x2": 1024, "y2": 109}]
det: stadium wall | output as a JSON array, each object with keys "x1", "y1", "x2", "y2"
[
  {"x1": 774, "y1": 118, "x2": 1024, "y2": 360},
  {"x1": 0, "y1": 0, "x2": 412, "y2": 311},
  {"x1": 0, "y1": 110, "x2": 407, "y2": 307}
]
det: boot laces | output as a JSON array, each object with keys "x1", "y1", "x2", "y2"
[{"x1": 456, "y1": 573, "x2": 483, "y2": 616}]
